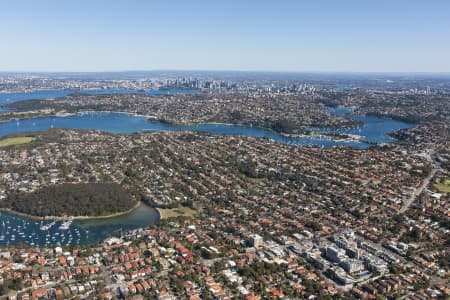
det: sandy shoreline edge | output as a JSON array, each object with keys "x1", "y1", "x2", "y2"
[{"x1": 0, "y1": 201, "x2": 143, "y2": 221}]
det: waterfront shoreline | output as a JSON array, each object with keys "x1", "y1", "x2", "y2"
[
  {"x1": 0, "y1": 109, "x2": 416, "y2": 149},
  {"x1": 0, "y1": 201, "x2": 142, "y2": 221},
  {"x1": 1, "y1": 110, "x2": 344, "y2": 135}
]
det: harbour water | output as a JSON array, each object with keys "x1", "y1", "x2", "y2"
[
  {"x1": 0, "y1": 90, "x2": 416, "y2": 246},
  {"x1": 318, "y1": 106, "x2": 416, "y2": 144}
]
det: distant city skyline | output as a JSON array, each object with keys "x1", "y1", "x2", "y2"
[{"x1": 1, "y1": 0, "x2": 450, "y2": 72}]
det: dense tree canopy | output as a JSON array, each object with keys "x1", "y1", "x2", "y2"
[{"x1": 3, "y1": 183, "x2": 136, "y2": 217}]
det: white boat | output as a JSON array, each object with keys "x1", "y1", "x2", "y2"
[
  {"x1": 40, "y1": 221, "x2": 56, "y2": 231},
  {"x1": 58, "y1": 220, "x2": 72, "y2": 230}
]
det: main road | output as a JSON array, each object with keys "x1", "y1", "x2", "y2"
[{"x1": 399, "y1": 151, "x2": 439, "y2": 214}]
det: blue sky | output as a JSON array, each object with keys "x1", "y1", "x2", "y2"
[{"x1": 1, "y1": 0, "x2": 449, "y2": 72}]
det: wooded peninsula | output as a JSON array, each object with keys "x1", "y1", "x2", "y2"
[{"x1": 1, "y1": 183, "x2": 136, "y2": 217}]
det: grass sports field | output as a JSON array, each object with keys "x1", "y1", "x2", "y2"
[
  {"x1": 157, "y1": 207, "x2": 197, "y2": 219},
  {"x1": 0, "y1": 137, "x2": 35, "y2": 148},
  {"x1": 434, "y1": 179, "x2": 450, "y2": 193}
]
